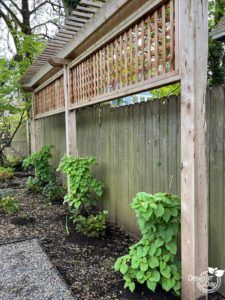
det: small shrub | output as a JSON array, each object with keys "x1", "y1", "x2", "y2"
[
  {"x1": 72, "y1": 211, "x2": 108, "y2": 237},
  {"x1": 6, "y1": 155, "x2": 23, "y2": 170},
  {"x1": 58, "y1": 156, "x2": 107, "y2": 237},
  {"x1": 114, "y1": 192, "x2": 181, "y2": 296},
  {"x1": 0, "y1": 196, "x2": 20, "y2": 214},
  {"x1": 23, "y1": 145, "x2": 54, "y2": 186},
  {"x1": 26, "y1": 177, "x2": 42, "y2": 193},
  {"x1": 0, "y1": 167, "x2": 14, "y2": 182},
  {"x1": 42, "y1": 180, "x2": 65, "y2": 203}
]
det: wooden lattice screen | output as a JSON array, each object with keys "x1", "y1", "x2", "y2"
[
  {"x1": 35, "y1": 76, "x2": 64, "y2": 116},
  {"x1": 69, "y1": 0, "x2": 177, "y2": 107}
]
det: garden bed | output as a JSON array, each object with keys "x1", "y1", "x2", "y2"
[{"x1": 0, "y1": 173, "x2": 222, "y2": 300}]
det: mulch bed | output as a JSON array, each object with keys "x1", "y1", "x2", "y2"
[{"x1": 0, "y1": 173, "x2": 223, "y2": 300}]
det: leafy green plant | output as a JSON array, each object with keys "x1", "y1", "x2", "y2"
[
  {"x1": 6, "y1": 155, "x2": 23, "y2": 170},
  {"x1": 0, "y1": 167, "x2": 14, "y2": 182},
  {"x1": 23, "y1": 145, "x2": 54, "y2": 186},
  {"x1": 114, "y1": 192, "x2": 181, "y2": 296},
  {"x1": 0, "y1": 196, "x2": 20, "y2": 214},
  {"x1": 42, "y1": 180, "x2": 65, "y2": 203},
  {"x1": 72, "y1": 210, "x2": 108, "y2": 237},
  {"x1": 26, "y1": 177, "x2": 42, "y2": 194},
  {"x1": 58, "y1": 156, "x2": 107, "y2": 237},
  {"x1": 58, "y1": 156, "x2": 104, "y2": 210}
]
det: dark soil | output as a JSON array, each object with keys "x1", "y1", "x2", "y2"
[{"x1": 0, "y1": 174, "x2": 223, "y2": 300}]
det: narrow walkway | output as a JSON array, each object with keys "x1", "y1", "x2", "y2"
[{"x1": 0, "y1": 239, "x2": 75, "y2": 299}]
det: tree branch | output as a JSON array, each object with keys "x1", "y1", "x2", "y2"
[
  {"x1": 31, "y1": 20, "x2": 61, "y2": 31},
  {"x1": 8, "y1": 0, "x2": 21, "y2": 13},
  {"x1": 0, "y1": 0, "x2": 22, "y2": 27},
  {"x1": 29, "y1": 0, "x2": 49, "y2": 15}
]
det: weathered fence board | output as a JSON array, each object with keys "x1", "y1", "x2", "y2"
[{"x1": 35, "y1": 86, "x2": 225, "y2": 295}]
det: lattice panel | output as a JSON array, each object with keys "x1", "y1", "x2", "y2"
[
  {"x1": 70, "y1": 0, "x2": 176, "y2": 106},
  {"x1": 35, "y1": 76, "x2": 65, "y2": 116}
]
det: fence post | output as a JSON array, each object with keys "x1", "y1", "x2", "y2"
[
  {"x1": 179, "y1": 1, "x2": 208, "y2": 299},
  {"x1": 63, "y1": 65, "x2": 77, "y2": 157}
]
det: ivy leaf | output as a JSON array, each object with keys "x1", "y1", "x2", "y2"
[
  {"x1": 150, "y1": 270, "x2": 161, "y2": 282},
  {"x1": 120, "y1": 263, "x2": 128, "y2": 275},
  {"x1": 154, "y1": 204, "x2": 164, "y2": 218},
  {"x1": 147, "y1": 280, "x2": 157, "y2": 291},
  {"x1": 114, "y1": 258, "x2": 122, "y2": 271},
  {"x1": 129, "y1": 282, "x2": 135, "y2": 292},
  {"x1": 149, "y1": 256, "x2": 159, "y2": 268},
  {"x1": 149, "y1": 244, "x2": 157, "y2": 256},
  {"x1": 166, "y1": 241, "x2": 177, "y2": 255},
  {"x1": 161, "y1": 266, "x2": 171, "y2": 279},
  {"x1": 140, "y1": 262, "x2": 148, "y2": 272},
  {"x1": 162, "y1": 208, "x2": 171, "y2": 222}
]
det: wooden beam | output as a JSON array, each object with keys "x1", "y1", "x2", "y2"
[
  {"x1": 71, "y1": 11, "x2": 93, "y2": 18},
  {"x1": 68, "y1": 16, "x2": 87, "y2": 23},
  {"x1": 180, "y1": 1, "x2": 208, "y2": 299},
  {"x1": 76, "y1": 5, "x2": 97, "y2": 13},
  {"x1": 80, "y1": 0, "x2": 103, "y2": 8},
  {"x1": 48, "y1": 57, "x2": 71, "y2": 67},
  {"x1": 63, "y1": 65, "x2": 77, "y2": 158},
  {"x1": 30, "y1": 93, "x2": 36, "y2": 152},
  {"x1": 64, "y1": 20, "x2": 83, "y2": 28}
]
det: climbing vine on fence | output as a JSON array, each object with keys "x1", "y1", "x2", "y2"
[{"x1": 114, "y1": 192, "x2": 181, "y2": 296}]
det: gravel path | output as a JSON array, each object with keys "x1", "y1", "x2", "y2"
[{"x1": 0, "y1": 239, "x2": 75, "y2": 300}]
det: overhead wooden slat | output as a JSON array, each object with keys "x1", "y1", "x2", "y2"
[
  {"x1": 72, "y1": 10, "x2": 93, "y2": 18},
  {"x1": 76, "y1": 5, "x2": 97, "y2": 13},
  {"x1": 64, "y1": 20, "x2": 83, "y2": 27},
  {"x1": 68, "y1": 16, "x2": 87, "y2": 23},
  {"x1": 80, "y1": 0, "x2": 103, "y2": 8}
]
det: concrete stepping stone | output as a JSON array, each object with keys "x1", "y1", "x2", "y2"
[{"x1": 0, "y1": 239, "x2": 75, "y2": 300}]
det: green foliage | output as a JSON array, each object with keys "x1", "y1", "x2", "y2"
[
  {"x1": 58, "y1": 156, "x2": 104, "y2": 211},
  {"x1": 0, "y1": 196, "x2": 20, "y2": 214},
  {"x1": 23, "y1": 145, "x2": 63, "y2": 201},
  {"x1": 208, "y1": 0, "x2": 225, "y2": 86},
  {"x1": 58, "y1": 155, "x2": 107, "y2": 237},
  {"x1": 150, "y1": 84, "x2": 180, "y2": 100},
  {"x1": 114, "y1": 192, "x2": 181, "y2": 296},
  {"x1": 26, "y1": 177, "x2": 42, "y2": 194},
  {"x1": 0, "y1": 167, "x2": 14, "y2": 182},
  {"x1": 72, "y1": 210, "x2": 108, "y2": 237},
  {"x1": 42, "y1": 180, "x2": 65, "y2": 203},
  {"x1": 5, "y1": 155, "x2": 23, "y2": 170},
  {"x1": 208, "y1": 38, "x2": 225, "y2": 86},
  {"x1": 23, "y1": 145, "x2": 54, "y2": 185}
]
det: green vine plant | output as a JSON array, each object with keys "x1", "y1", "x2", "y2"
[
  {"x1": 114, "y1": 192, "x2": 181, "y2": 296},
  {"x1": 58, "y1": 155, "x2": 108, "y2": 237},
  {"x1": 23, "y1": 145, "x2": 64, "y2": 202}
]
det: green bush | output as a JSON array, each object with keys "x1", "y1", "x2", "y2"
[
  {"x1": 0, "y1": 196, "x2": 20, "y2": 214},
  {"x1": 0, "y1": 167, "x2": 14, "y2": 182},
  {"x1": 23, "y1": 145, "x2": 54, "y2": 185},
  {"x1": 58, "y1": 155, "x2": 107, "y2": 237},
  {"x1": 6, "y1": 155, "x2": 23, "y2": 170},
  {"x1": 72, "y1": 211, "x2": 108, "y2": 237},
  {"x1": 114, "y1": 192, "x2": 181, "y2": 296},
  {"x1": 23, "y1": 145, "x2": 60, "y2": 195},
  {"x1": 26, "y1": 177, "x2": 42, "y2": 193},
  {"x1": 42, "y1": 180, "x2": 65, "y2": 203}
]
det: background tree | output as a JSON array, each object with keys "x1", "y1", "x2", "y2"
[{"x1": 208, "y1": 0, "x2": 225, "y2": 85}]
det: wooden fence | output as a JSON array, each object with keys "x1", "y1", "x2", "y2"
[
  {"x1": 35, "y1": 85, "x2": 225, "y2": 295},
  {"x1": 10, "y1": 122, "x2": 28, "y2": 157}
]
